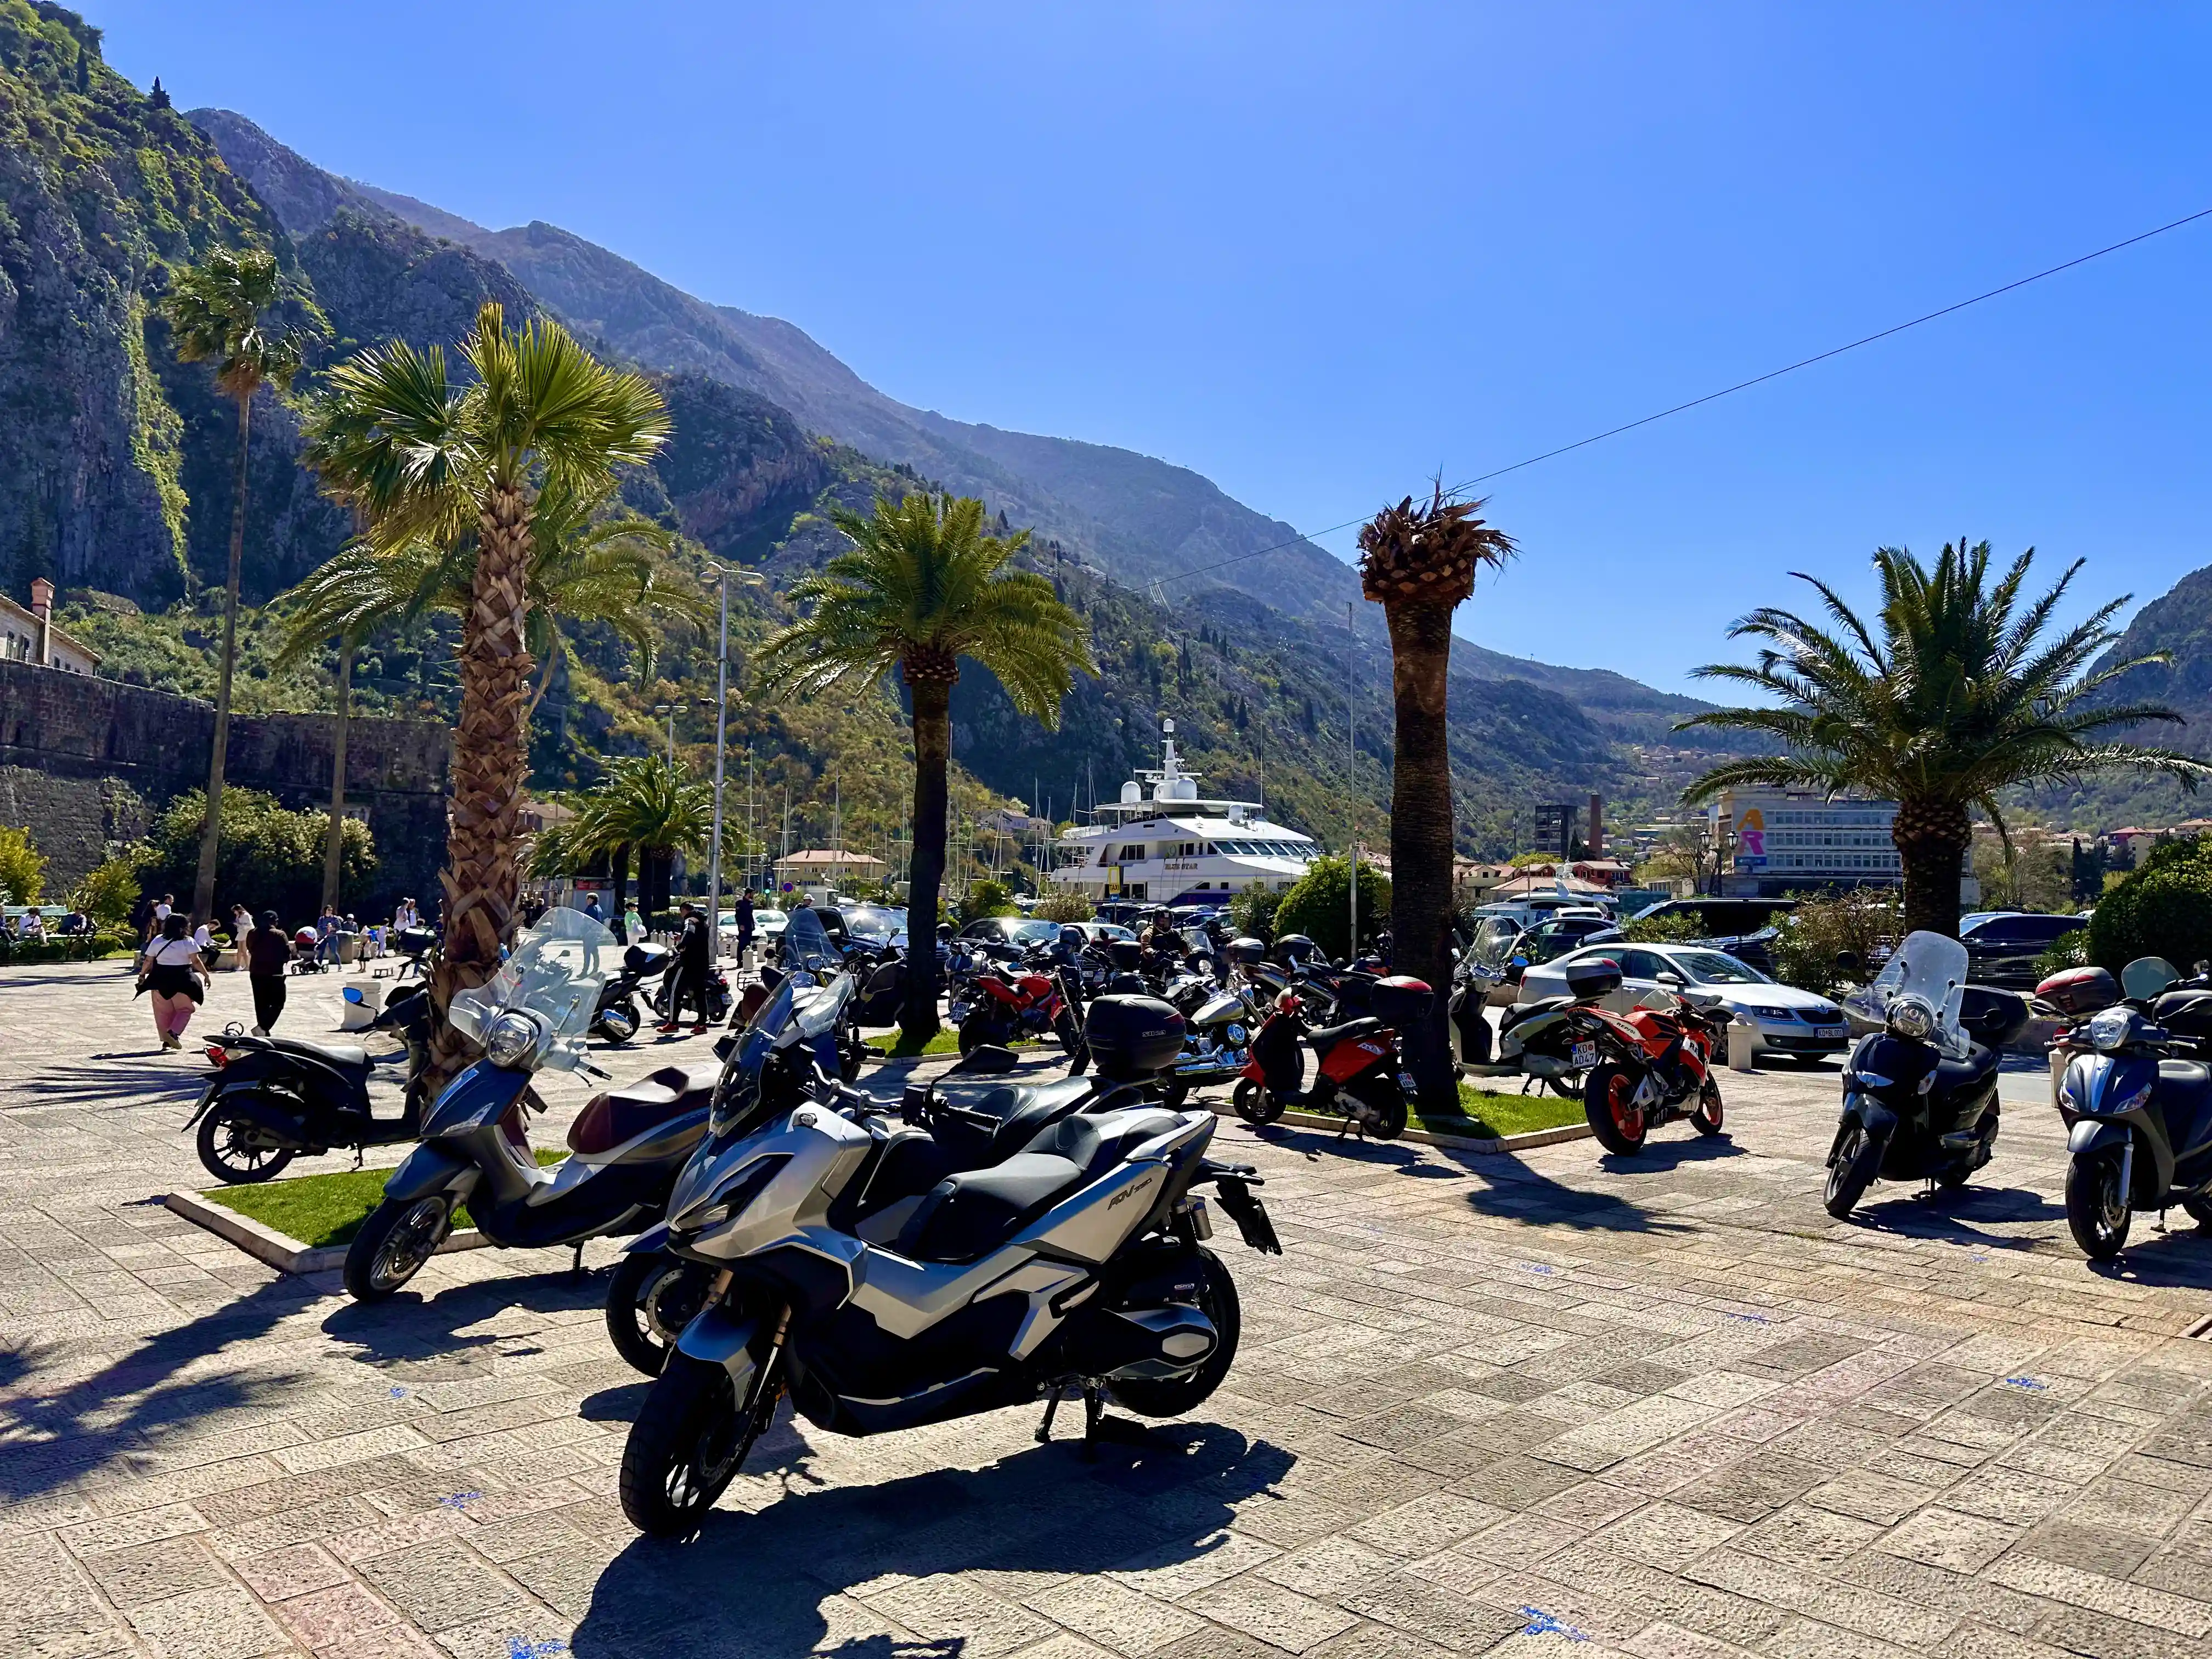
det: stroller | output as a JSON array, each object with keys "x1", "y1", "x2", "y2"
[{"x1": 288, "y1": 927, "x2": 332, "y2": 975}]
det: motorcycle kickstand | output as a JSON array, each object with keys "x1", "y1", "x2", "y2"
[
  {"x1": 1036, "y1": 1388, "x2": 1062, "y2": 1444},
  {"x1": 1082, "y1": 1387, "x2": 1104, "y2": 1462},
  {"x1": 569, "y1": 1243, "x2": 586, "y2": 1283}
]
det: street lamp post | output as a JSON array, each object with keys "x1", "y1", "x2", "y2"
[
  {"x1": 653, "y1": 702, "x2": 689, "y2": 767},
  {"x1": 700, "y1": 566, "x2": 763, "y2": 958}
]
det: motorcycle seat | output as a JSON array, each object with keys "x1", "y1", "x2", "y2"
[
  {"x1": 269, "y1": 1036, "x2": 372, "y2": 1072},
  {"x1": 1503, "y1": 996, "x2": 1575, "y2": 1029},
  {"x1": 567, "y1": 1063, "x2": 719, "y2": 1155},
  {"x1": 1305, "y1": 1016, "x2": 1384, "y2": 1049},
  {"x1": 933, "y1": 1075, "x2": 1098, "y2": 1160},
  {"x1": 2160, "y1": 1058, "x2": 2212, "y2": 1106}
]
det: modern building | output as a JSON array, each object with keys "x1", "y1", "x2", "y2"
[
  {"x1": 1712, "y1": 788, "x2": 1904, "y2": 895},
  {"x1": 0, "y1": 579, "x2": 99, "y2": 676}
]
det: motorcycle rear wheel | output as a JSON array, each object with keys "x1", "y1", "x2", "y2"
[
  {"x1": 620, "y1": 1352, "x2": 753, "y2": 1538},
  {"x1": 1232, "y1": 1079, "x2": 1284, "y2": 1126},
  {"x1": 1691, "y1": 1081, "x2": 1725, "y2": 1137},
  {"x1": 195, "y1": 1104, "x2": 297, "y2": 1185},
  {"x1": 1108, "y1": 1248, "x2": 1242, "y2": 1418},
  {"x1": 343, "y1": 1194, "x2": 450, "y2": 1302},
  {"x1": 606, "y1": 1250, "x2": 716, "y2": 1378},
  {"x1": 1583, "y1": 1063, "x2": 1647, "y2": 1156},
  {"x1": 957, "y1": 1012, "x2": 1004, "y2": 1057},
  {"x1": 2065, "y1": 1146, "x2": 2132, "y2": 1260},
  {"x1": 1348, "y1": 1073, "x2": 1408, "y2": 1140},
  {"x1": 2184, "y1": 1193, "x2": 2212, "y2": 1229},
  {"x1": 596, "y1": 1000, "x2": 640, "y2": 1045}
]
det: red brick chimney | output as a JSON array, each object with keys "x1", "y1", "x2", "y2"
[
  {"x1": 29, "y1": 577, "x2": 52, "y2": 666},
  {"x1": 1588, "y1": 793, "x2": 1604, "y2": 860}
]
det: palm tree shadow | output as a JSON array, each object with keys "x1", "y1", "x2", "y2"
[
  {"x1": 568, "y1": 1423, "x2": 1295, "y2": 1658},
  {"x1": 1423, "y1": 1141, "x2": 1692, "y2": 1235},
  {"x1": 20, "y1": 1056, "x2": 209, "y2": 1109},
  {"x1": 320, "y1": 1266, "x2": 612, "y2": 1373}
]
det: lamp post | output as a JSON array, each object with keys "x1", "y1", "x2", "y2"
[
  {"x1": 700, "y1": 566, "x2": 764, "y2": 957},
  {"x1": 653, "y1": 702, "x2": 689, "y2": 766}
]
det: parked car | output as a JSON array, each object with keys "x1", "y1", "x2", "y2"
[
  {"x1": 1519, "y1": 941, "x2": 1851, "y2": 1063},
  {"x1": 1960, "y1": 912, "x2": 2087, "y2": 989},
  {"x1": 957, "y1": 915, "x2": 1064, "y2": 950}
]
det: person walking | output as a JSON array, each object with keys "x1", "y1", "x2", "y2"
[
  {"x1": 658, "y1": 902, "x2": 713, "y2": 1035},
  {"x1": 138, "y1": 915, "x2": 211, "y2": 1050},
  {"x1": 146, "y1": 893, "x2": 174, "y2": 945},
  {"x1": 314, "y1": 904, "x2": 342, "y2": 966},
  {"x1": 623, "y1": 900, "x2": 645, "y2": 944},
  {"x1": 227, "y1": 903, "x2": 252, "y2": 967},
  {"x1": 582, "y1": 891, "x2": 605, "y2": 928},
  {"x1": 244, "y1": 910, "x2": 292, "y2": 1036}
]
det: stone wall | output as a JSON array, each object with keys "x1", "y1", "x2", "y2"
[{"x1": 0, "y1": 659, "x2": 450, "y2": 902}]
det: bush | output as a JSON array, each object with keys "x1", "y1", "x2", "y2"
[
  {"x1": 2037, "y1": 929, "x2": 2088, "y2": 980},
  {"x1": 1620, "y1": 911, "x2": 1705, "y2": 945},
  {"x1": 1769, "y1": 889, "x2": 1903, "y2": 993},
  {"x1": 0, "y1": 823, "x2": 47, "y2": 906},
  {"x1": 143, "y1": 788, "x2": 376, "y2": 927},
  {"x1": 72, "y1": 847, "x2": 152, "y2": 926},
  {"x1": 962, "y1": 879, "x2": 1018, "y2": 922},
  {"x1": 1274, "y1": 855, "x2": 1390, "y2": 961},
  {"x1": 2089, "y1": 837, "x2": 2212, "y2": 972},
  {"x1": 1227, "y1": 885, "x2": 1283, "y2": 943},
  {"x1": 0, "y1": 928, "x2": 134, "y2": 965},
  {"x1": 1031, "y1": 890, "x2": 1094, "y2": 923}
]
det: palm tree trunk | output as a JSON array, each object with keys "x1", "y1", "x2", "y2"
[
  {"x1": 192, "y1": 390, "x2": 251, "y2": 926},
  {"x1": 902, "y1": 672, "x2": 953, "y2": 1039},
  {"x1": 1893, "y1": 799, "x2": 1968, "y2": 939},
  {"x1": 321, "y1": 639, "x2": 352, "y2": 914},
  {"x1": 610, "y1": 843, "x2": 631, "y2": 944},
  {"x1": 1383, "y1": 599, "x2": 1458, "y2": 1108},
  {"x1": 427, "y1": 482, "x2": 536, "y2": 1090}
]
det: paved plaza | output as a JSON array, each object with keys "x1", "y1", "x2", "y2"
[{"x1": 9, "y1": 959, "x2": 2212, "y2": 1659}]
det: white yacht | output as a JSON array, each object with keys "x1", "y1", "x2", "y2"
[{"x1": 1053, "y1": 720, "x2": 1318, "y2": 906}]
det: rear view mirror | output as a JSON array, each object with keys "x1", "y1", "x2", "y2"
[{"x1": 1657, "y1": 972, "x2": 1686, "y2": 988}]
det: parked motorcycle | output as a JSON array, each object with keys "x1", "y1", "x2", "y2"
[
  {"x1": 613, "y1": 990, "x2": 1278, "y2": 1537},
  {"x1": 2057, "y1": 956, "x2": 2212, "y2": 1259},
  {"x1": 1157, "y1": 978, "x2": 1265, "y2": 1109},
  {"x1": 651, "y1": 957, "x2": 732, "y2": 1027},
  {"x1": 341, "y1": 910, "x2": 715, "y2": 1303},
  {"x1": 1231, "y1": 976, "x2": 1432, "y2": 1139},
  {"x1": 953, "y1": 948, "x2": 1084, "y2": 1058},
  {"x1": 1458, "y1": 952, "x2": 1610, "y2": 1101},
  {"x1": 1822, "y1": 933, "x2": 2019, "y2": 1220},
  {"x1": 591, "y1": 940, "x2": 670, "y2": 1044},
  {"x1": 187, "y1": 986, "x2": 437, "y2": 1184},
  {"x1": 1561, "y1": 960, "x2": 1725, "y2": 1155}
]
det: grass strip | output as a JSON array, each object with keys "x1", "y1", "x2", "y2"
[
  {"x1": 202, "y1": 1147, "x2": 567, "y2": 1250},
  {"x1": 1414, "y1": 1082, "x2": 1588, "y2": 1141}
]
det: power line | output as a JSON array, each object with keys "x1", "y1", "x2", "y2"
[{"x1": 1156, "y1": 203, "x2": 2212, "y2": 591}]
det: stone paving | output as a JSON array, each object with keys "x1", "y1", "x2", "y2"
[{"x1": 9, "y1": 958, "x2": 2212, "y2": 1658}]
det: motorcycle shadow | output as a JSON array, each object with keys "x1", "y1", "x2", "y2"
[
  {"x1": 319, "y1": 1264, "x2": 612, "y2": 1371},
  {"x1": 1594, "y1": 1135, "x2": 1747, "y2": 1176},
  {"x1": 1837, "y1": 1185, "x2": 2066, "y2": 1251},
  {"x1": 569, "y1": 1422, "x2": 1296, "y2": 1658},
  {"x1": 2086, "y1": 1226, "x2": 2212, "y2": 1289}
]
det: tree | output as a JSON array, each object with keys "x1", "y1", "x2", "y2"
[
  {"x1": 0, "y1": 823, "x2": 47, "y2": 906},
  {"x1": 754, "y1": 490, "x2": 1091, "y2": 1040},
  {"x1": 1357, "y1": 483, "x2": 1516, "y2": 1107},
  {"x1": 162, "y1": 245, "x2": 321, "y2": 925},
  {"x1": 573, "y1": 757, "x2": 712, "y2": 924},
  {"x1": 1274, "y1": 854, "x2": 1391, "y2": 962},
  {"x1": 2088, "y1": 836, "x2": 2212, "y2": 972},
  {"x1": 72, "y1": 849, "x2": 152, "y2": 927},
  {"x1": 1683, "y1": 541, "x2": 2209, "y2": 939},
  {"x1": 303, "y1": 302, "x2": 669, "y2": 1082},
  {"x1": 144, "y1": 789, "x2": 375, "y2": 927}
]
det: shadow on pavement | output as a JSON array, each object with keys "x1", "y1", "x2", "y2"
[
  {"x1": 570, "y1": 1423, "x2": 1294, "y2": 1659},
  {"x1": 0, "y1": 1275, "x2": 319, "y2": 1500},
  {"x1": 320, "y1": 1265, "x2": 611, "y2": 1371},
  {"x1": 1848, "y1": 1185, "x2": 2067, "y2": 1249},
  {"x1": 1596, "y1": 1134, "x2": 1746, "y2": 1176},
  {"x1": 1425, "y1": 1141, "x2": 1694, "y2": 1235},
  {"x1": 2091, "y1": 1227, "x2": 2212, "y2": 1289},
  {"x1": 17, "y1": 1054, "x2": 208, "y2": 1108}
]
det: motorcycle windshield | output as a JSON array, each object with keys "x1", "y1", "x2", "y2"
[
  {"x1": 448, "y1": 908, "x2": 617, "y2": 1069},
  {"x1": 1869, "y1": 930, "x2": 1970, "y2": 1059},
  {"x1": 2123, "y1": 957, "x2": 2180, "y2": 1001},
  {"x1": 784, "y1": 908, "x2": 840, "y2": 973}
]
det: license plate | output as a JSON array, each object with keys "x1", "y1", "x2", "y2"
[
  {"x1": 1815, "y1": 1025, "x2": 1846, "y2": 1040},
  {"x1": 1571, "y1": 1042, "x2": 1597, "y2": 1069}
]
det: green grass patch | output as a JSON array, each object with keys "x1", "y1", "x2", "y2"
[
  {"x1": 867, "y1": 1028, "x2": 1037, "y2": 1059},
  {"x1": 1412, "y1": 1082, "x2": 1588, "y2": 1141},
  {"x1": 203, "y1": 1147, "x2": 567, "y2": 1250}
]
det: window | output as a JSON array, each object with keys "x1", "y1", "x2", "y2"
[
  {"x1": 1616, "y1": 949, "x2": 1666, "y2": 981},
  {"x1": 1678, "y1": 951, "x2": 1769, "y2": 985}
]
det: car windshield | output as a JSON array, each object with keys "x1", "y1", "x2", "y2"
[
  {"x1": 1005, "y1": 919, "x2": 1059, "y2": 944},
  {"x1": 446, "y1": 908, "x2": 613, "y2": 1069},
  {"x1": 1677, "y1": 951, "x2": 1768, "y2": 985},
  {"x1": 841, "y1": 904, "x2": 900, "y2": 941}
]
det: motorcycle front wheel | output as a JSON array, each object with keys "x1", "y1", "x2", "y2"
[
  {"x1": 1822, "y1": 1121, "x2": 1881, "y2": 1220},
  {"x1": 606, "y1": 1251, "x2": 717, "y2": 1377},
  {"x1": 195, "y1": 1103, "x2": 297, "y2": 1185},
  {"x1": 1691, "y1": 1080, "x2": 1725, "y2": 1137},
  {"x1": 1232, "y1": 1079, "x2": 1284, "y2": 1126},
  {"x1": 1584, "y1": 1063, "x2": 1648, "y2": 1156},
  {"x1": 2065, "y1": 1146, "x2": 2132, "y2": 1260},
  {"x1": 957, "y1": 1011, "x2": 1004, "y2": 1057},
  {"x1": 620, "y1": 1352, "x2": 753, "y2": 1539},
  {"x1": 343, "y1": 1193, "x2": 451, "y2": 1302},
  {"x1": 1108, "y1": 1247, "x2": 1242, "y2": 1418}
]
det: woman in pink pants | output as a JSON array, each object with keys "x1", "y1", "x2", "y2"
[{"x1": 139, "y1": 915, "x2": 212, "y2": 1050}]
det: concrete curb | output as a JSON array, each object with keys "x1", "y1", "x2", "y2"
[
  {"x1": 1207, "y1": 1101, "x2": 1591, "y2": 1157},
  {"x1": 165, "y1": 1188, "x2": 490, "y2": 1276}
]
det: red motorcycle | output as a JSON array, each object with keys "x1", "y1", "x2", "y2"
[
  {"x1": 1567, "y1": 963, "x2": 1725, "y2": 1155},
  {"x1": 953, "y1": 951, "x2": 1084, "y2": 1058},
  {"x1": 1231, "y1": 976, "x2": 1432, "y2": 1141}
]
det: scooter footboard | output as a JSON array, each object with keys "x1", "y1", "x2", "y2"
[{"x1": 676, "y1": 1302, "x2": 763, "y2": 1389}]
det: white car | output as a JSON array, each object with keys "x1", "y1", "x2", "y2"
[{"x1": 1519, "y1": 941, "x2": 1852, "y2": 1063}]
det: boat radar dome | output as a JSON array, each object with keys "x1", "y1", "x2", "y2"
[{"x1": 1120, "y1": 780, "x2": 1142, "y2": 804}]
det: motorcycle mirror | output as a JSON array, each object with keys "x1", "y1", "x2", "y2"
[
  {"x1": 713, "y1": 1033, "x2": 740, "y2": 1061},
  {"x1": 1833, "y1": 950, "x2": 1862, "y2": 975}
]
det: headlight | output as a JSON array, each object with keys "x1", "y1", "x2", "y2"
[
  {"x1": 2087, "y1": 1007, "x2": 2132, "y2": 1053},
  {"x1": 686, "y1": 1154, "x2": 789, "y2": 1229},
  {"x1": 1886, "y1": 996, "x2": 1936, "y2": 1040},
  {"x1": 484, "y1": 1011, "x2": 542, "y2": 1069},
  {"x1": 1746, "y1": 1006, "x2": 1795, "y2": 1021}
]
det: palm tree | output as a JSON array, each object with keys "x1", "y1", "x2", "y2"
[
  {"x1": 754, "y1": 491, "x2": 1091, "y2": 1040},
  {"x1": 573, "y1": 757, "x2": 713, "y2": 926},
  {"x1": 162, "y1": 246, "x2": 321, "y2": 924},
  {"x1": 302, "y1": 302, "x2": 669, "y2": 1081},
  {"x1": 1683, "y1": 540, "x2": 2210, "y2": 938},
  {"x1": 1357, "y1": 484, "x2": 1515, "y2": 1107}
]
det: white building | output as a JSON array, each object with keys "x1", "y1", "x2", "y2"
[
  {"x1": 0, "y1": 580, "x2": 99, "y2": 676},
  {"x1": 1714, "y1": 788, "x2": 1900, "y2": 894},
  {"x1": 1053, "y1": 720, "x2": 1317, "y2": 906}
]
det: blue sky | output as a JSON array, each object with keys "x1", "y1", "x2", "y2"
[{"x1": 97, "y1": 2, "x2": 2212, "y2": 695}]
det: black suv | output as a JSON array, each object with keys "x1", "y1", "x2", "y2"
[{"x1": 1961, "y1": 912, "x2": 2085, "y2": 988}]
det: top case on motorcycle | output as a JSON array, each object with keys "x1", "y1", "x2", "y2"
[
  {"x1": 893, "y1": 1107, "x2": 1186, "y2": 1264},
  {"x1": 567, "y1": 1062, "x2": 719, "y2": 1155}
]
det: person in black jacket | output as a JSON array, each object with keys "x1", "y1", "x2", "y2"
[{"x1": 659, "y1": 903, "x2": 713, "y2": 1035}]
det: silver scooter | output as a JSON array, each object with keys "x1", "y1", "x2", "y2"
[{"x1": 614, "y1": 986, "x2": 1282, "y2": 1537}]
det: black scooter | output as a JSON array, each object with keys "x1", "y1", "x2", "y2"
[
  {"x1": 1823, "y1": 938, "x2": 2025, "y2": 1220},
  {"x1": 2055, "y1": 956, "x2": 2212, "y2": 1260},
  {"x1": 187, "y1": 986, "x2": 436, "y2": 1184},
  {"x1": 592, "y1": 941, "x2": 670, "y2": 1043}
]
